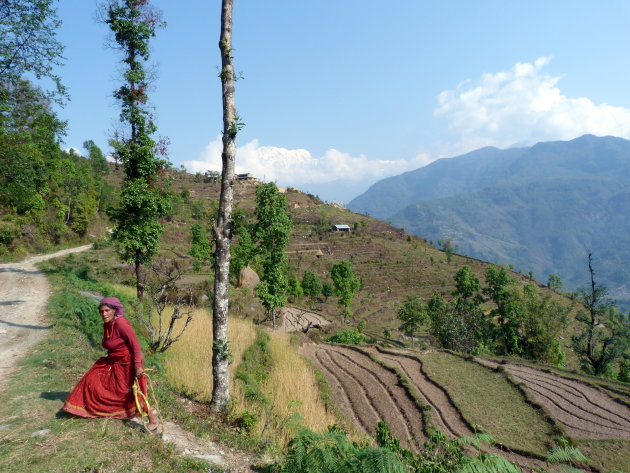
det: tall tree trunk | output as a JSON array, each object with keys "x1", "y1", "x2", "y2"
[{"x1": 211, "y1": 0, "x2": 236, "y2": 412}]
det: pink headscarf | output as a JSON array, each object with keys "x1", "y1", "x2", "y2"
[{"x1": 99, "y1": 297, "x2": 125, "y2": 319}]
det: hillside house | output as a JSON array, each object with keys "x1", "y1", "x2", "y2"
[
  {"x1": 236, "y1": 173, "x2": 257, "y2": 182},
  {"x1": 331, "y1": 224, "x2": 351, "y2": 232}
]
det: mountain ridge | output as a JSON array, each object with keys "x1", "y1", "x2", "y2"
[{"x1": 348, "y1": 135, "x2": 630, "y2": 305}]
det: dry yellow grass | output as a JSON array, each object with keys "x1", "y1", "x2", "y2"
[
  {"x1": 163, "y1": 308, "x2": 256, "y2": 401},
  {"x1": 162, "y1": 306, "x2": 339, "y2": 444},
  {"x1": 110, "y1": 283, "x2": 137, "y2": 298},
  {"x1": 260, "y1": 330, "x2": 339, "y2": 443}
]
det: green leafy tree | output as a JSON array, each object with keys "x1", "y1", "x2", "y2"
[
  {"x1": 438, "y1": 237, "x2": 457, "y2": 264},
  {"x1": 484, "y1": 265, "x2": 521, "y2": 355},
  {"x1": 573, "y1": 253, "x2": 630, "y2": 376},
  {"x1": 397, "y1": 295, "x2": 426, "y2": 343},
  {"x1": 105, "y1": 0, "x2": 168, "y2": 300},
  {"x1": 230, "y1": 209, "x2": 255, "y2": 283},
  {"x1": 189, "y1": 223, "x2": 213, "y2": 272},
  {"x1": 0, "y1": 0, "x2": 66, "y2": 100},
  {"x1": 547, "y1": 273, "x2": 563, "y2": 291},
  {"x1": 0, "y1": 80, "x2": 65, "y2": 215},
  {"x1": 302, "y1": 270, "x2": 323, "y2": 306},
  {"x1": 83, "y1": 140, "x2": 109, "y2": 176},
  {"x1": 321, "y1": 282, "x2": 334, "y2": 302},
  {"x1": 253, "y1": 182, "x2": 293, "y2": 328},
  {"x1": 330, "y1": 260, "x2": 360, "y2": 322},
  {"x1": 287, "y1": 274, "x2": 304, "y2": 301},
  {"x1": 509, "y1": 283, "x2": 568, "y2": 365},
  {"x1": 426, "y1": 266, "x2": 490, "y2": 354}
]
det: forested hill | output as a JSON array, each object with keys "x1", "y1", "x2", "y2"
[{"x1": 347, "y1": 135, "x2": 630, "y2": 305}]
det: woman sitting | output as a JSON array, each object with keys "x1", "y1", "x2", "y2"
[{"x1": 63, "y1": 297, "x2": 159, "y2": 433}]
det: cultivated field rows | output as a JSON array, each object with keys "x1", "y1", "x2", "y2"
[
  {"x1": 478, "y1": 359, "x2": 630, "y2": 440},
  {"x1": 301, "y1": 344, "x2": 548, "y2": 472},
  {"x1": 301, "y1": 344, "x2": 630, "y2": 472}
]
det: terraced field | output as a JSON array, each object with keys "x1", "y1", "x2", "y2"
[
  {"x1": 302, "y1": 344, "x2": 548, "y2": 472},
  {"x1": 480, "y1": 360, "x2": 630, "y2": 440},
  {"x1": 300, "y1": 343, "x2": 425, "y2": 451},
  {"x1": 278, "y1": 307, "x2": 330, "y2": 333}
]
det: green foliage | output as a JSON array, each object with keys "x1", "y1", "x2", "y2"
[
  {"x1": 438, "y1": 237, "x2": 456, "y2": 264},
  {"x1": 330, "y1": 260, "x2": 360, "y2": 321},
  {"x1": 0, "y1": 0, "x2": 66, "y2": 100},
  {"x1": 0, "y1": 222, "x2": 19, "y2": 247},
  {"x1": 425, "y1": 265, "x2": 568, "y2": 362},
  {"x1": 546, "y1": 445, "x2": 587, "y2": 465},
  {"x1": 572, "y1": 254, "x2": 630, "y2": 377},
  {"x1": 302, "y1": 270, "x2": 323, "y2": 303},
  {"x1": 253, "y1": 183, "x2": 293, "y2": 318},
  {"x1": 189, "y1": 222, "x2": 213, "y2": 271},
  {"x1": 397, "y1": 295, "x2": 427, "y2": 341},
  {"x1": 288, "y1": 274, "x2": 304, "y2": 300},
  {"x1": 325, "y1": 328, "x2": 366, "y2": 345},
  {"x1": 83, "y1": 140, "x2": 109, "y2": 176},
  {"x1": 278, "y1": 426, "x2": 407, "y2": 473},
  {"x1": 426, "y1": 267, "x2": 488, "y2": 354},
  {"x1": 357, "y1": 320, "x2": 366, "y2": 333},
  {"x1": 106, "y1": 0, "x2": 168, "y2": 297},
  {"x1": 0, "y1": 78, "x2": 106, "y2": 250},
  {"x1": 235, "y1": 328, "x2": 272, "y2": 404},
  {"x1": 321, "y1": 282, "x2": 334, "y2": 301},
  {"x1": 510, "y1": 283, "x2": 569, "y2": 365},
  {"x1": 547, "y1": 273, "x2": 563, "y2": 291},
  {"x1": 230, "y1": 209, "x2": 255, "y2": 281}
]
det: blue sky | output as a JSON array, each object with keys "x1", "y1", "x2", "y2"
[{"x1": 55, "y1": 1, "x2": 630, "y2": 202}]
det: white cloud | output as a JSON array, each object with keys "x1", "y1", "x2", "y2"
[
  {"x1": 64, "y1": 146, "x2": 83, "y2": 156},
  {"x1": 435, "y1": 57, "x2": 630, "y2": 150},
  {"x1": 184, "y1": 137, "x2": 431, "y2": 187}
]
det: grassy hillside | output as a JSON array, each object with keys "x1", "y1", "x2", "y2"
[
  {"x1": 156, "y1": 169, "x2": 577, "y2": 356},
  {"x1": 3, "y1": 167, "x2": 629, "y2": 472}
]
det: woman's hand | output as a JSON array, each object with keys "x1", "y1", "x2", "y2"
[{"x1": 135, "y1": 365, "x2": 145, "y2": 378}]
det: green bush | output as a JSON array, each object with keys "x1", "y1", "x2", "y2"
[
  {"x1": 325, "y1": 328, "x2": 366, "y2": 345},
  {"x1": 235, "y1": 328, "x2": 272, "y2": 403},
  {"x1": 0, "y1": 222, "x2": 19, "y2": 246}
]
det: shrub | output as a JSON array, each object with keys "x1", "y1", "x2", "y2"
[
  {"x1": 0, "y1": 222, "x2": 19, "y2": 247},
  {"x1": 325, "y1": 328, "x2": 366, "y2": 345}
]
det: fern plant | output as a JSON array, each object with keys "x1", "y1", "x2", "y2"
[{"x1": 281, "y1": 426, "x2": 406, "y2": 473}]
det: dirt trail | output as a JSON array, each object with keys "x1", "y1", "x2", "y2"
[
  {"x1": 0, "y1": 245, "x2": 92, "y2": 390},
  {"x1": 479, "y1": 359, "x2": 630, "y2": 440}
]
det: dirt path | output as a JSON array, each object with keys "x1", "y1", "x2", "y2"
[
  {"x1": 0, "y1": 245, "x2": 92, "y2": 390},
  {"x1": 278, "y1": 306, "x2": 330, "y2": 333},
  {"x1": 479, "y1": 359, "x2": 630, "y2": 440}
]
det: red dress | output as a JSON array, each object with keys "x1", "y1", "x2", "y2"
[{"x1": 63, "y1": 317, "x2": 149, "y2": 418}]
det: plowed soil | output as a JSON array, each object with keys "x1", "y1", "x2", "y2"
[
  {"x1": 301, "y1": 343, "x2": 425, "y2": 451},
  {"x1": 279, "y1": 306, "x2": 329, "y2": 333},
  {"x1": 480, "y1": 359, "x2": 630, "y2": 440},
  {"x1": 302, "y1": 344, "x2": 547, "y2": 472}
]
